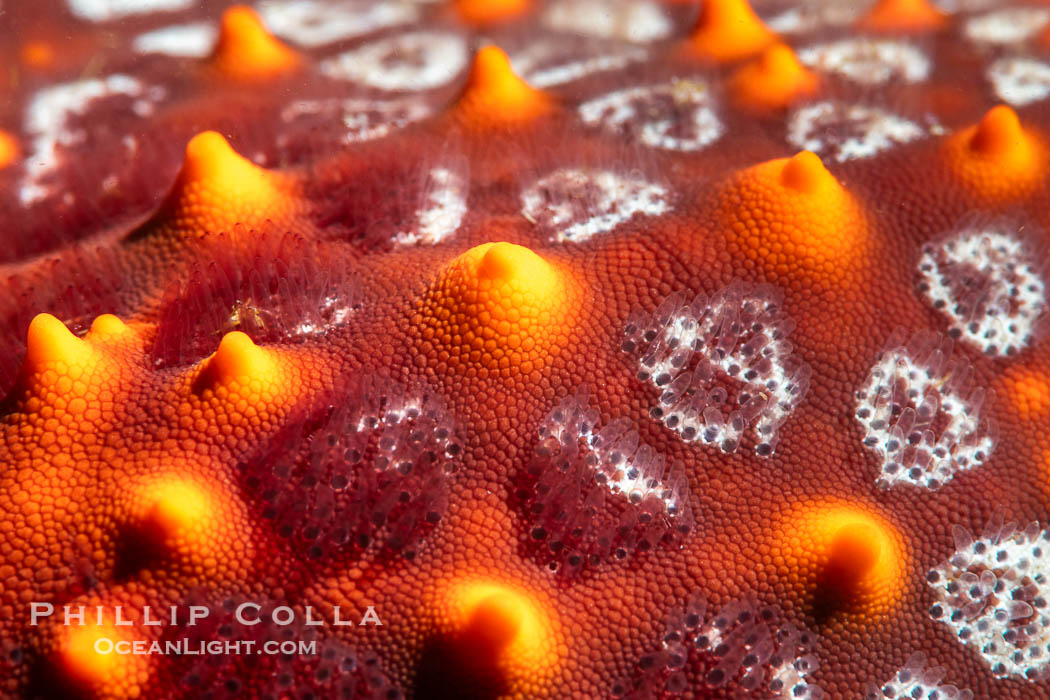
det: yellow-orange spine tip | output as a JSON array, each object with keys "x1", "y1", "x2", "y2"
[
  {"x1": 142, "y1": 479, "x2": 210, "y2": 543},
  {"x1": 211, "y1": 5, "x2": 299, "y2": 80},
  {"x1": 1001, "y1": 367, "x2": 1050, "y2": 420},
  {"x1": 180, "y1": 131, "x2": 258, "y2": 186},
  {"x1": 860, "y1": 0, "x2": 947, "y2": 32},
  {"x1": 717, "y1": 151, "x2": 867, "y2": 277},
  {"x1": 414, "y1": 242, "x2": 577, "y2": 377},
  {"x1": 129, "y1": 472, "x2": 255, "y2": 581},
  {"x1": 687, "y1": 0, "x2": 777, "y2": 62},
  {"x1": 455, "y1": 0, "x2": 529, "y2": 25},
  {"x1": 161, "y1": 130, "x2": 293, "y2": 237},
  {"x1": 25, "y1": 313, "x2": 92, "y2": 373},
  {"x1": 780, "y1": 150, "x2": 832, "y2": 193},
  {"x1": 203, "y1": 331, "x2": 275, "y2": 387},
  {"x1": 57, "y1": 620, "x2": 150, "y2": 697},
  {"x1": 731, "y1": 44, "x2": 818, "y2": 111},
  {"x1": 88, "y1": 313, "x2": 130, "y2": 338},
  {"x1": 20, "y1": 40, "x2": 55, "y2": 68},
  {"x1": 945, "y1": 105, "x2": 1045, "y2": 202},
  {"x1": 435, "y1": 581, "x2": 561, "y2": 693},
  {"x1": 778, "y1": 502, "x2": 906, "y2": 618},
  {"x1": 970, "y1": 105, "x2": 1028, "y2": 156},
  {"x1": 0, "y1": 129, "x2": 19, "y2": 169},
  {"x1": 456, "y1": 46, "x2": 552, "y2": 126}
]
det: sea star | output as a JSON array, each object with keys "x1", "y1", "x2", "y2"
[{"x1": 1, "y1": 0, "x2": 1050, "y2": 698}]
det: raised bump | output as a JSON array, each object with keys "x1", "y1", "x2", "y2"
[
  {"x1": 717, "y1": 151, "x2": 868, "y2": 278},
  {"x1": 455, "y1": 0, "x2": 529, "y2": 25},
  {"x1": 0, "y1": 129, "x2": 18, "y2": 169},
  {"x1": 431, "y1": 580, "x2": 560, "y2": 693},
  {"x1": 125, "y1": 472, "x2": 254, "y2": 582},
  {"x1": 57, "y1": 618, "x2": 149, "y2": 697},
  {"x1": 686, "y1": 0, "x2": 777, "y2": 62},
  {"x1": 19, "y1": 40, "x2": 54, "y2": 69},
  {"x1": 24, "y1": 313, "x2": 92, "y2": 373},
  {"x1": 455, "y1": 46, "x2": 552, "y2": 126},
  {"x1": 860, "y1": 0, "x2": 947, "y2": 32},
  {"x1": 210, "y1": 5, "x2": 299, "y2": 80},
  {"x1": 146, "y1": 130, "x2": 296, "y2": 240},
  {"x1": 141, "y1": 478, "x2": 210, "y2": 542},
  {"x1": 730, "y1": 43, "x2": 818, "y2": 111},
  {"x1": 781, "y1": 150, "x2": 832, "y2": 193},
  {"x1": 1001, "y1": 367, "x2": 1050, "y2": 420},
  {"x1": 200, "y1": 331, "x2": 276, "y2": 388},
  {"x1": 944, "y1": 105, "x2": 1046, "y2": 202},
  {"x1": 88, "y1": 314, "x2": 130, "y2": 338},
  {"x1": 778, "y1": 501, "x2": 906, "y2": 618},
  {"x1": 412, "y1": 242, "x2": 577, "y2": 377}
]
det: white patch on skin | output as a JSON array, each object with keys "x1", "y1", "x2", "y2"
[
  {"x1": 634, "y1": 598, "x2": 823, "y2": 699},
  {"x1": 934, "y1": 0, "x2": 998, "y2": 10},
  {"x1": 928, "y1": 518, "x2": 1050, "y2": 682},
  {"x1": 965, "y1": 8, "x2": 1050, "y2": 45},
  {"x1": 255, "y1": 0, "x2": 418, "y2": 48},
  {"x1": 787, "y1": 101, "x2": 926, "y2": 162},
  {"x1": 394, "y1": 168, "x2": 467, "y2": 246},
  {"x1": 578, "y1": 79, "x2": 723, "y2": 152},
  {"x1": 511, "y1": 39, "x2": 647, "y2": 88},
  {"x1": 319, "y1": 31, "x2": 468, "y2": 91},
  {"x1": 21, "y1": 76, "x2": 163, "y2": 205},
  {"x1": 521, "y1": 168, "x2": 669, "y2": 243},
  {"x1": 623, "y1": 283, "x2": 810, "y2": 457},
  {"x1": 291, "y1": 295, "x2": 355, "y2": 336},
  {"x1": 538, "y1": 394, "x2": 689, "y2": 521},
  {"x1": 988, "y1": 57, "x2": 1050, "y2": 108},
  {"x1": 855, "y1": 331, "x2": 995, "y2": 490},
  {"x1": 918, "y1": 229, "x2": 1046, "y2": 356},
  {"x1": 280, "y1": 97, "x2": 433, "y2": 143},
  {"x1": 797, "y1": 39, "x2": 929, "y2": 86},
  {"x1": 133, "y1": 22, "x2": 217, "y2": 57},
  {"x1": 864, "y1": 652, "x2": 974, "y2": 700},
  {"x1": 542, "y1": 0, "x2": 672, "y2": 42},
  {"x1": 67, "y1": 0, "x2": 191, "y2": 22},
  {"x1": 764, "y1": 0, "x2": 869, "y2": 34}
]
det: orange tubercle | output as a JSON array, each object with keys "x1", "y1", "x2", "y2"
[
  {"x1": 148, "y1": 131, "x2": 298, "y2": 240},
  {"x1": 775, "y1": 500, "x2": 906, "y2": 618},
  {"x1": 210, "y1": 5, "x2": 299, "y2": 80},
  {"x1": 731, "y1": 43, "x2": 818, "y2": 111},
  {"x1": 455, "y1": 0, "x2": 529, "y2": 25},
  {"x1": 23, "y1": 312, "x2": 133, "y2": 380},
  {"x1": 413, "y1": 242, "x2": 578, "y2": 379},
  {"x1": 129, "y1": 472, "x2": 255, "y2": 581},
  {"x1": 20, "y1": 40, "x2": 55, "y2": 68},
  {"x1": 195, "y1": 330, "x2": 281, "y2": 397},
  {"x1": 717, "y1": 151, "x2": 868, "y2": 279},
  {"x1": 436, "y1": 579, "x2": 562, "y2": 696},
  {"x1": 56, "y1": 616, "x2": 151, "y2": 698},
  {"x1": 455, "y1": 46, "x2": 552, "y2": 127},
  {"x1": 1000, "y1": 366, "x2": 1050, "y2": 421},
  {"x1": 174, "y1": 329, "x2": 325, "y2": 453},
  {"x1": 686, "y1": 0, "x2": 777, "y2": 62},
  {"x1": 944, "y1": 105, "x2": 1046, "y2": 203},
  {"x1": 860, "y1": 0, "x2": 947, "y2": 32},
  {"x1": 24, "y1": 313, "x2": 94, "y2": 375},
  {"x1": 142, "y1": 478, "x2": 212, "y2": 541},
  {"x1": 0, "y1": 129, "x2": 17, "y2": 169}
]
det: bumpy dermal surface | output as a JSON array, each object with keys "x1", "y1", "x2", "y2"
[{"x1": 5, "y1": 1, "x2": 1050, "y2": 698}]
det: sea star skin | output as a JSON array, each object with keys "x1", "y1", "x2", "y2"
[{"x1": 3, "y1": 1, "x2": 1050, "y2": 699}]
